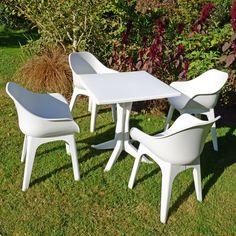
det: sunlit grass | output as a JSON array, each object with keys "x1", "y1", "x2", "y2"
[
  {"x1": 0, "y1": 28, "x2": 236, "y2": 235},
  {"x1": 1, "y1": 88, "x2": 236, "y2": 235}
]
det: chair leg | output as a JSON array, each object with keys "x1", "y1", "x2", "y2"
[
  {"x1": 88, "y1": 97, "x2": 92, "y2": 112},
  {"x1": 22, "y1": 135, "x2": 80, "y2": 191},
  {"x1": 206, "y1": 109, "x2": 218, "y2": 151},
  {"x1": 90, "y1": 101, "x2": 97, "y2": 132},
  {"x1": 112, "y1": 104, "x2": 117, "y2": 123},
  {"x1": 21, "y1": 135, "x2": 27, "y2": 163},
  {"x1": 128, "y1": 152, "x2": 142, "y2": 189},
  {"x1": 164, "y1": 105, "x2": 174, "y2": 131},
  {"x1": 66, "y1": 143, "x2": 70, "y2": 155},
  {"x1": 69, "y1": 89, "x2": 78, "y2": 111},
  {"x1": 67, "y1": 135, "x2": 80, "y2": 181},
  {"x1": 160, "y1": 164, "x2": 184, "y2": 224},
  {"x1": 160, "y1": 164, "x2": 174, "y2": 224},
  {"x1": 193, "y1": 163, "x2": 202, "y2": 202},
  {"x1": 22, "y1": 137, "x2": 38, "y2": 191}
]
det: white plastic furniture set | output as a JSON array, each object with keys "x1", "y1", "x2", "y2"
[
  {"x1": 78, "y1": 70, "x2": 181, "y2": 172},
  {"x1": 6, "y1": 51, "x2": 228, "y2": 223}
]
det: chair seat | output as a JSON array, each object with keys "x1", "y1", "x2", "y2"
[
  {"x1": 27, "y1": 119, "x2": 80, "y2": 138},
  {"x1": 16, "y1": 92, "x2": 80, "y2": 137}
]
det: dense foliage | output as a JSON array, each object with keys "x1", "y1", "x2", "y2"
[
  {"x1": 0, "y1": 3, "x2": 30, "y2": 29},
  {"x1": 109, "y1": 0, "x2": 233, "y2": 76},
  {"x1": 2, "y1": 0, "x2": 236, "y2": 108},
  {"x1": 2, "y1": 0, "x2": 110, "y2": 56},
  {"x1": 108, "y1": 0, "x2": 235, "y2": 108}
]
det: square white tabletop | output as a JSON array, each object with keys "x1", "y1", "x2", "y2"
[{"x1": 79, "y1": 71, "x2": 180, "y2": 105}]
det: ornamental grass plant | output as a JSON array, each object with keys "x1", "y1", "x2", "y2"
[{"x1": 17, "y1": 48, "x2": 72, "y2": 99}]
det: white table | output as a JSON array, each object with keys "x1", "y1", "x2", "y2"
[{"x1": 80, "y1": 71, "x2": 180, "y2": 171}]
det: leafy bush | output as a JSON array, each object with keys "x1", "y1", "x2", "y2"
[
  {"x1": 173, "y1": 0, "x2": 236, "y2": 106},
  {"x1": 220, "y1": 0, "x2": 236, "y2": 68},
  {"x1": 3, "y1": 0, "x2": 110, "y2": 55},
  {"x1": 0, "y1": 3, "x2": 31, "y2": 29},
  {"x1": 217, "y1": 0, "x2": 236, "y2": 106},
  {"x1": 109, "y1": 19, "x2": 188, "y2": 80},
  {"x1": 108, "y1": 1, "x2": 236, "y2": 109},
  {"x1": 4, "y1": 0, "x2": 236, "y2": 108},
  {"x1": 108, "y1": 16, "x2": 188, "y2": 111},
  {"x1": 177, "y1": 24, "x2": 232, "y2": 78}
]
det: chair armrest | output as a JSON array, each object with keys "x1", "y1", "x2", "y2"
[
  {"x1": 47, "y1": 117, "x2": 73, "y2": 121},
  {"x1": 131, "y1": 114, "x2": 221, "y2": 142},
  {"x1": 169, "y1": 81, "x2": 222, "y2": 110},
  {"x1": 130, "y1": 127, "x2": 152, "y2": 143},
  {"x1": 130, "y1": 114, "x2": 221, "y2": 165}
]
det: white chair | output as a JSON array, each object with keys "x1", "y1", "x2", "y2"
[
  {"x1": 6, "y1": 82, "x2": 80, "y2": 191},
  {"x1": 165, "y1": 69, "x2": 228, "y2": 151},
  {"x1": 69, "y1": 51, "x2": 117, "y2": 132},
  {"x1": 128, "y1": 114, "x2": 220, "y2": 223}
]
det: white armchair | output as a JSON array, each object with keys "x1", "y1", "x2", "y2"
[
  {"x1": 69, "y1": 51, "x2": 117, "y2": 132},
  {"x1": 128, "y1": 114, "x2": 220, "y2": 223},
  {"x1": 6, "y1": 82, "x2": 80, "y2": 191},
  {"x1": 165, "y1": 69, "x2": 228, "y2": 151}
]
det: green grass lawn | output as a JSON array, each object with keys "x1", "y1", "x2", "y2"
[{"x1": 0, "y1": 28, "x2": 236, "y2": 235}]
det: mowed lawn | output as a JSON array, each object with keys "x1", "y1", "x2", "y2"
[{"x1": 0, "y1": 28, "x2": 236, "y2": 235}]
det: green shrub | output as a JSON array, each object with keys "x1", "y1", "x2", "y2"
[
  {"x1": 3, "y1": 0, "x2": 111, "y2": 55},
  {"x1": 177, "y1": 24, "x2": 232, "y2": 78}
]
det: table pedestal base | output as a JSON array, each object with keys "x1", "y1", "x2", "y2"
[{"x1": 92, "y1": 102, "x2": 152, "y2": 171}]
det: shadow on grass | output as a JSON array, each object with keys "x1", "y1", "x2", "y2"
[
  {"x1": 201, "y1": 127, "x2": 236, "y2": 195},
  {"x1": 30, "y1": 163, "x2": 72, "y2": 187},
  {"x1": 30, "y1": 144, "x2": 108, "y2": 187},
  {"x1": 0, "y1": 30, "x2": 39, "y2": 48},
  {"x1": 168, "y1": 126, "x2": 236, "y2": 218},
  {"x1": 73, "y1": 106, "x2": 116, "y2": 121},
  {"x1": 135, "y1": 167, "x2": 160, "y2": 186},
  {"x1": 29, "y1": 114, "x2": 236, "y2": 217},
  {"x1": 29, "y1": 116, "x2": 143, "y2": 187}
]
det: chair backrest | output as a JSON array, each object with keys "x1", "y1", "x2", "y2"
[
  {"x1": 69, "y1": 52, "x2": 115, "y2": 76},
  {"x1": 131, "y1": 114, "x2": 220, "y2": 165},
  {"x1": 187, "y1": 69, "x2": 228, "y2": 110},
  {"x1": 169, "y1": 69, "x2": 228, "y2": 111},
  {"x1": 6, "y1": 82, "x2": 72, "y2": 135}
]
